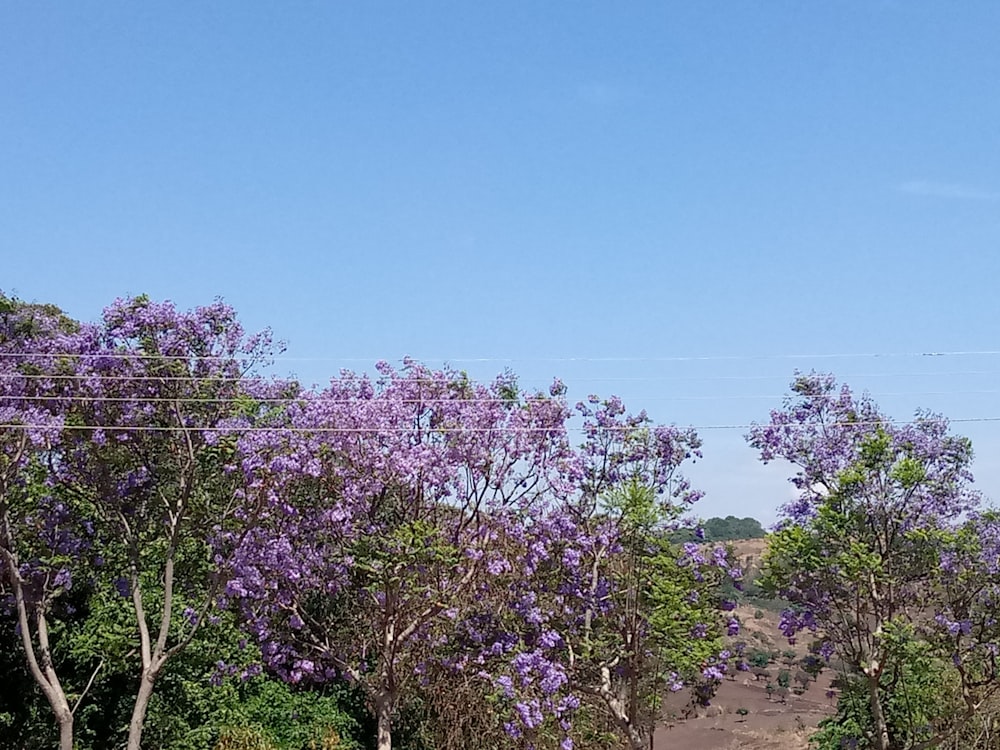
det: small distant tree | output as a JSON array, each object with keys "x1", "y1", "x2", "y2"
[
  {"x1": 702, "y1": 516, "x2": 766, "y2": 542},
  {"x1": 671, "y1": 515, "x2": 765, "y2": 543}
]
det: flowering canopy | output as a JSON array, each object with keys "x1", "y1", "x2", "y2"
[
  {"x1": 0, "y1": 294, "x2": 99, "y2": 750},
  {"x1": 749, "y1": 372, "x2": 1000, "y2": 750},
  {"x1": 227, "y1": 372, "x2": 736, "y2": 750}
]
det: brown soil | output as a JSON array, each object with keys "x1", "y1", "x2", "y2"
[{"x1": 653, "y1": 672, "x2": 833, "y2": 750}]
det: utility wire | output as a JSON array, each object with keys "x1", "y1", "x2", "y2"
[
  {"x1": 3, "y1": 370, "x2": 1000, "y2": 385},
  {"x1": 3, "y1": 390, "x2": 1000, "y2": 406},
  {"x1": 2, "y1": 350, "x2": 1000, "y2": 363},
  {"x1": 3, "y1": 416, "x2": 1000, "y2": 433}
]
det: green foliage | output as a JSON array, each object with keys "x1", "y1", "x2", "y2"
[
  {"x1": 0, "y1": 574, "x2": 368, "y2": 750},
  {"x1": 129, "y1": 608, "x2": 367, "y2": 750},
  {"x1": 758, "y1": 524, "x2": 822, "y2": 597},
  {"x1": 811, "y1": 711, "x2": 869, "y2": 750},
  {"x1": 644, "y1": 534, "x2": 725, "y2": 685},
  {"x1": 237, "y1": 680, "x2": 365, "y2": 750},
  {"x1": 811, "y1": 633, "x2": 959, "y2": 750},
  {"x1": 215, "y1": 727, "x2": 278, "y2": 750},
  {"x1": 671, "y1": 515, "x2": 766, "y2": 543}
]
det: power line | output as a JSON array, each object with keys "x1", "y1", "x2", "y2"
[
  {"x1": 4, "y1": 389, "x2": 1000, "y2": 406},
  {"x1": 2, "y1": 350, "x2": 1000, "y2": 363},
  {"x1": 3, "y1": 416, "x2": 1000, "y2": 434},
  {"x1": 3, "y1": 369, "x2": 1000, "y2": 385}
]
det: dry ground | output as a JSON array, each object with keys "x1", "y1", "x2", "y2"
[{"x1": 653, "y1": 670, "x2": 832, "y2": 750}]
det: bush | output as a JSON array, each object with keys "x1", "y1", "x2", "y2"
[
  {"x1": 811, "y1": 646, "x2": 959, "y2": 750},
  {"x1": 215, "y1": 727, "x2": 277, "y2": 750}
]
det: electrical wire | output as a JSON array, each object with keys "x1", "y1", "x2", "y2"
[
  {"x1": 3, "y1": 390, "x2": 1000, "y2": 406},
  {"x1": 3, "y1": 369, "x2": 1000, "y2": 385},
  {"x1": 2, "y1": 416, "x2": 1000, "y2": 433},
  {"x1": 1, "y1": 350, "x2": 1000, "y2": 363}
]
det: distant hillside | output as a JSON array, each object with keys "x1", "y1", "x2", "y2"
[{"x1": 672, "y1": 515, "x2": 766, "y2": 543}]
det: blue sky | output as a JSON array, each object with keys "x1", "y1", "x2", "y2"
[{"x1": 3, "y1": 2, "x2": 999, "y2": 522}]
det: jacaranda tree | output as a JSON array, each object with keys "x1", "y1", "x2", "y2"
[
  {"x1": 55, "y1": 295, "x2": 279, "y2": 750},
  {"x1": 749, "y1": 372, "x2": 1000, "y2": 750},
  {"x1": 226, "y1": 362, "x2": 576, "y2": 750},
  {"x1": 0, "y1": 292, "x2": 97, "y2": 750},
  {"x1": 467, "y1": 396, "x2": 739, "y2": 750},
  {"x1": 227, "y1": 369, "x2": 740, "y2": 750}
]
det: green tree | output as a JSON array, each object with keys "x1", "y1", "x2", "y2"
[
  {"x1": 568, "y1": 479, "x2": 731, "y2": 749},
  {"x1": 0, "y1": 583, "x2": 369, "y2": 750}
]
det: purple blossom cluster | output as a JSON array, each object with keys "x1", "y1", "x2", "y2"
[
  {"x1": 748, "y1": 372, "x2": 979, "y2": 528},
  {"x1": 217, "y1": 375, "x2": 734, "y2": 749}
]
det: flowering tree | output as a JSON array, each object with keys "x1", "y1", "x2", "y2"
[
  {"x1": 0, "y1": 293, "x2": 98, "y2": 750},
  {"x1": 227, "y1": 362, "x2": 575, "y2": 750},
  {"x1": 920, "y1": 511, "x2": 1000, "y2": 734},
  {"x1": 57, "y1": 296, "x2": 277, "y2": 750},
  {"x1": 749, "y1": 373, "x2": 1000, "y2": 750},
  {"x1": 470, "y1": 396, "x2": 738, "y2": 750}
]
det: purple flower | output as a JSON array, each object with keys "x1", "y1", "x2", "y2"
[{"x1": 702, "y1": 665, "x2": 725, "y2": 681}]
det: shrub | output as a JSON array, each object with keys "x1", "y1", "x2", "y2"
[{"x1": 215, "y1": 727, "x2": 276, "y2": 750}]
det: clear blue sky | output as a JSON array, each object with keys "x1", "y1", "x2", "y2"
[{"x1": 4, "y1": 2, "x2": 1000, "y2": 523}]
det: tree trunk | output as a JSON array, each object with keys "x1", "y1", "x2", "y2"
[
  {"x1": 5, "y1": 550, "x2": 76, "y2": 750},
  {"x1": 375, "y1": 691, "x2": 393, "y2": 750},
  {"x1": 33, "y1": 673, "x2": 74, "y2": 750},
  {"x1": 57, "y1": 712, "x2": 74, "y2": 750},
  {"x1": 608, "y1": 701, "x2": 646, "y2": 750},
  {"x1": 867, "y1": 674, "x2": 890, "y2": 750},
  {"x1": 126, "y1": 670, "x2": 157, "y2": 750},
  {"x1": 617, "y1": 708, "x2": 646, "y2": 750},
  {"x1": 592, "y1": 669, "x2": 645, "y2": 750}
]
